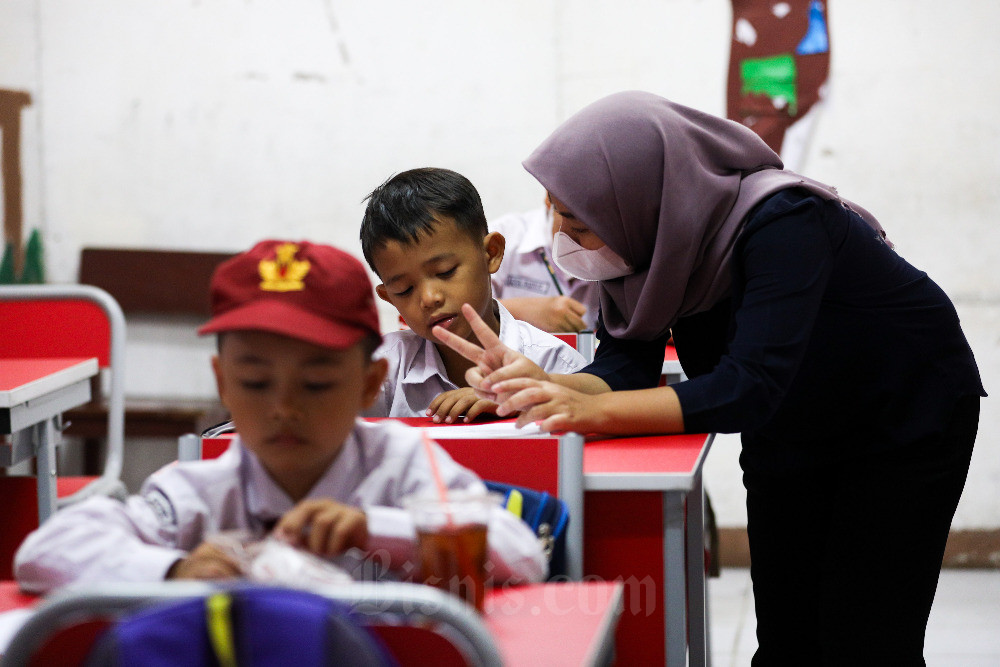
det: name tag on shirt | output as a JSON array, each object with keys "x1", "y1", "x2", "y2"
[{"x1": 505, "y1": 276, "x2": 550, "y2": 294}]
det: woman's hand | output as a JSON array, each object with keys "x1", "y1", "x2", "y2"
[
  {"x1": 432, "y1": 303, "x2": 549, "y2": 407},
  {"x1": 275, "y1": 499, "x2": 369, "y2": 557},
  {"x1": 492, "y1": 377, "x2": 604, "y2": 432},
  {"x1": 427, "y1": 387, "x2": 499, "y2": 423}
]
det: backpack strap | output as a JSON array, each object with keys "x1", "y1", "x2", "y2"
[{"x1": 205, "y1": 592, "x2": 237, "y2": 667}]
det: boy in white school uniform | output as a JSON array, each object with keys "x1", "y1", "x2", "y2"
[
  {"x1": 490, "y1": 197, "x2": 601, "y2": 333},
  {"x1": 359, "y1": 168, "x2": 586, "y2": 424},
  {"x1": 14, "y1": 239, "x2": 546, "y2": 592}
]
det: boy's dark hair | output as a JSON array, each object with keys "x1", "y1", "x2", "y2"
[{"x1": 360, "y1": 168, "x2": 488, "y2": 274}]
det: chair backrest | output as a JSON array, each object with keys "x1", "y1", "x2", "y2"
[
  {"x1": 85, "y1": 586, "x2": 394, "y2": 667},
  {"x1": 2, "y1": 582, "x2": 503, "y2": 667},
  {"x1": 0, "y1": 284, "x2": 126, "y2": 506}
]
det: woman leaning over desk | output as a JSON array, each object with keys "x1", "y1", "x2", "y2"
[{"x1": 434, "y1": 91, "x2": 985, "y2": 665}]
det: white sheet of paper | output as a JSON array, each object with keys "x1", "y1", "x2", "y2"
[{"x1": 403, "y1": 420, "x2": 544, "y2": 438}]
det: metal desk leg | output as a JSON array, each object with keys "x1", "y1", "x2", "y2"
[
  {"x1": 34, "y1": 418, "x2": 58, "y2": 524},
  {"x1": 686, "y1": 474, "x2": 710, "y2": 666},
  {"x1": 663, "y1": 492, "x2": 686, "y2": 666}
]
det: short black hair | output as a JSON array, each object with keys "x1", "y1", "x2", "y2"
[{"x1": 360, "y1": 168, "x2": 488, "y2": 274}]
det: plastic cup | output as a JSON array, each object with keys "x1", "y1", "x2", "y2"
[{"x1": 408, "y1": 492, "x2": 495, "y2": 612}]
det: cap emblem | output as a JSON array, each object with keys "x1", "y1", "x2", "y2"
[{"x1": 258, "y1": 243, "x2": 310, "y2": 292}]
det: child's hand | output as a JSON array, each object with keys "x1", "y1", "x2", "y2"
[
  {"x1": 166, "y1": 542, "x2": 243, "y2": 581},
  {"x1": 274, "y1": 499, "x2": 369, "y2": 557},
  {"x1": 427, "y1": 387, "x2": 500, "y2": 423},
  {"x1": 502, "y1": 295, "x2": 587, "y2": 333},
  {"x1": 433, "y1": 303, "x2": 549, "y2": 411}
]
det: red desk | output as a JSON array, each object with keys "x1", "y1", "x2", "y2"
[
  {"x1": 0, "y1": 358, "x2": 97, "y2": 522},
  {"x1": 0, "y1": 581, "x2": 37, "y2": 612},
  {"x1": 485, "y1": 580, "x2": 623, "y2": 665},
  {"x1": 400, "y1": 419, "x2": 712, "y2": 666},
  {"x1": 584, "y1": 432, "x2": 713, "y2": 666},
  {"x1": 215, "y1": 419, "x2": 712, "y2": 665}
]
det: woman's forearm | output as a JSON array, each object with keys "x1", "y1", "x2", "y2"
[
  {"x1": 588, "y1": 385, "x2": 686, "y2": 435},
  {"x1": 551, "y1": 372, "x2": 612, "y2": 394}
]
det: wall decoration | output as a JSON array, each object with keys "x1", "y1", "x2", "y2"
[{"x1": 727, "y1": 0, "x2": 830, "y2": 168}]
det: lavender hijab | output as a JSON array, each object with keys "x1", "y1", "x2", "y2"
[{"x1": 524, "y1": 91, "x2": 888, "y2": 341}]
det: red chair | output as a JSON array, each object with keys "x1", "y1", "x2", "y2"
[{"x1": 0, "y1": 285, "x2": 127, "y2": 579}]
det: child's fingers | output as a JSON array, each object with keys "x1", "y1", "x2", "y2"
[
  {"x1": 464, "y1": 399, "x2": 498, "y2": 423},
  {"x1": 461, "y1": 303, "x2": 504, "y2": 350},
  {"x1": 446, "y1": 394, "x2": 475, "y2": 424},
  {"x1": 329, "y1": 514, "x2": 368, "y2": 554},
  {"x1": 564, "y1": 312, "x2": 587, "y2": 332},
  {"x1": 319, "y1": 511, "x2": 367, "y2": 555},
  {"x1": 428, "y1": 392, "x2": 460, "y2": 423},
  {"x1": 426, "y1": 392, "x2": 446, "y2": 415},
  {"x1": 432, "y1": 324, "x2": 485, "y2": 362},
  {"x1": 465, "y1": 368, "x2": 498, "y2": 402},
  {"x1": 276, "y1": 499, "x2": 330, "y2": 545}
]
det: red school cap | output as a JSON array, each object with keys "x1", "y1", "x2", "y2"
[{"x1": 198, "y1": 239, "x2": 381, "y2": 350}]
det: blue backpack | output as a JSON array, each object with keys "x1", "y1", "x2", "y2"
[
  {"x1": 85, "y1": 586, "x2": 396, "y2": 667},
  {"x1": 485, "y1": 480, "x2": 570, "y2": 580}
]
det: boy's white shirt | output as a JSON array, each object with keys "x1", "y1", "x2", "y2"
[
  {"x1": 14, "y1": 419, "x2": 546, "y2": 593},
  {"x1": 366, "y1": 300, "x2": 587, "y2": 418}
]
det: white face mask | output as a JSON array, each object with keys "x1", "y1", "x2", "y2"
[{"x1": 551, "y1": 231, "x2": 634, "y2": 281}]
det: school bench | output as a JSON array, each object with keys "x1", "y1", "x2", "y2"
[{"x1": 66, "y1": 247, "x2": 232, "y2": 473}]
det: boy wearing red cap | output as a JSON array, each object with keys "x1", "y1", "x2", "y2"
[{"x1": 15, "y1": 240, "x2": 546, "y2": 592}]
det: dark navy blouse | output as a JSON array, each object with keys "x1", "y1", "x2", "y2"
[{"x1": 581, "y1": 189, "x2": 985, "y2": 472}]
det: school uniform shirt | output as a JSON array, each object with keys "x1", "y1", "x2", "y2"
[
  {"x1": 365, "y1": 301, "x2": 587, "y2": 418},
  {"x1": 14, "y1": 418, "x2": 547, "y2": 593},
  {"x1": 582, "y1": 189, "x2": 985, "y2": 473},
  {"x1": 489, "y1": 207, "x2": 601, "y2": 331}
]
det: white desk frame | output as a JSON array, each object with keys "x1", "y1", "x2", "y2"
[{"x1": 1, "y1": 358, "x2": 98, "y2": 523}]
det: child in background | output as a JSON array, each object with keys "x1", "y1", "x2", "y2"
[
  {"x1": 490, "y1": 195, "x2": 601, "y2": 333},
  {"x1": 15, "y1": 239, "x2": 546, "y2": 592},
  {"x1": 360, "y1": 168, "x2": 586, "y2": 423}
]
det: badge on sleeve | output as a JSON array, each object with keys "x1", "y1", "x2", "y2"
[{"x1": 145, "y1": 489, "x2": 178, "y2": 526}]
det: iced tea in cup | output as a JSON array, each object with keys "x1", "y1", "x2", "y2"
[{"x1": 407, "y1": 491, "x2": 495, "y2": 612}]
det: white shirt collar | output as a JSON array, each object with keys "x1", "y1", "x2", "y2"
[{"x1": 242, "y1": 427, "x2": 366, "y2": 522}]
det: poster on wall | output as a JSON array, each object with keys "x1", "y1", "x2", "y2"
[{"x1": 727, "y1": 0, "x2": 830, "y2": 170}]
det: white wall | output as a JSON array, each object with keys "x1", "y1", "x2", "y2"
[{"x1": 2, "y1": 0, "x2": 997, "y2": 529}]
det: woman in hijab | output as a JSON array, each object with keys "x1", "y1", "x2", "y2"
[{"x1": 434, "y1": 91, "x2": 984, "y2": 664}]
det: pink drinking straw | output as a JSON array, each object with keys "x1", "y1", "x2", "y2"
[
  {"x1": 421, "y1": 430, "x2": 451, "y2": 505},
  {"x1": 420, "y1": 430, "x2": 479, "y2": 608}
]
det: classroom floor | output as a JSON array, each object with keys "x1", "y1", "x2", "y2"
[{"x1": 709, "y1": 567, "x2": 1000, "y2": 666}]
